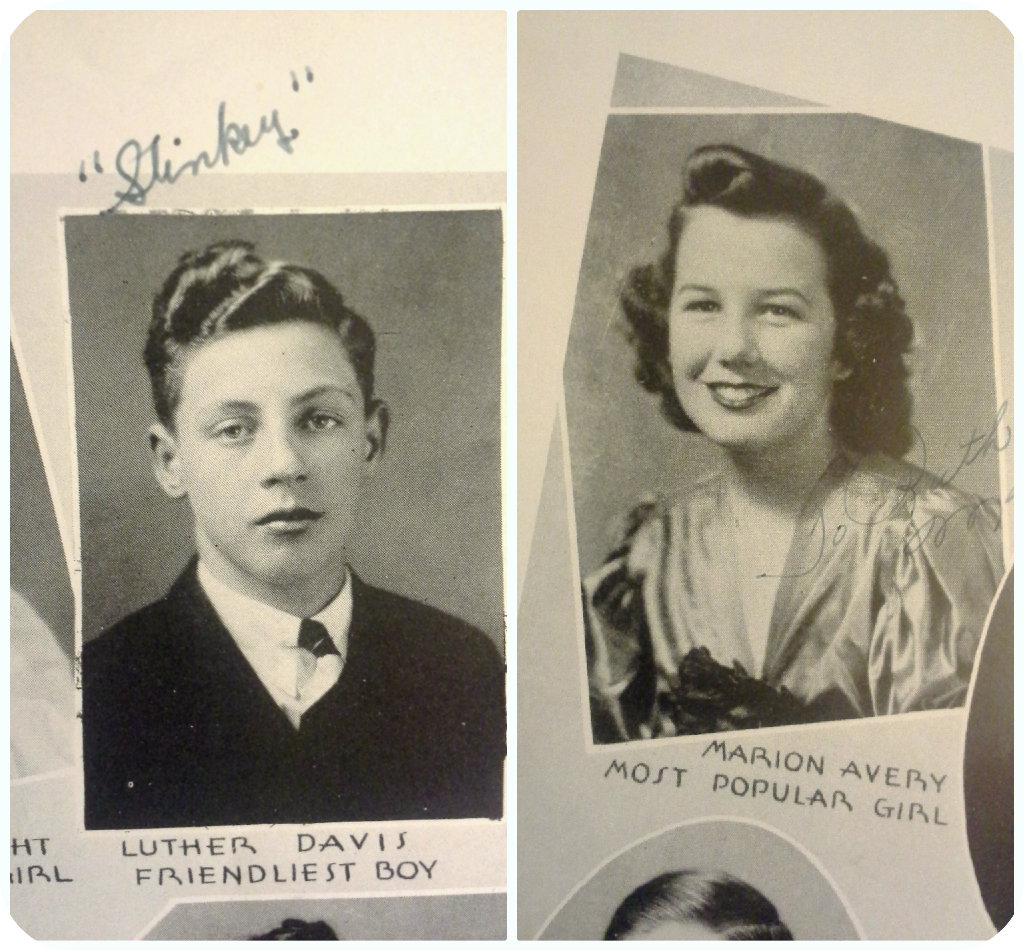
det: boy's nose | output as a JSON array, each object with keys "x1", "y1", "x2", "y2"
[{"x1": 261, "y1": 429, "x2": 309, "y2": 485}]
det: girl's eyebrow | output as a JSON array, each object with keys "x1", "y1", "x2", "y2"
[
  {"x1": 758, "y1": 288, "x2": 812, "y2": 304},
  {"x1": 674, "y1": 284, "x2": 813, "y2": 305}
]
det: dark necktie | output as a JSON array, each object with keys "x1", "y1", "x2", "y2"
[{"x1": 298, "y1": 618, "x2": 339, "y2": 658}]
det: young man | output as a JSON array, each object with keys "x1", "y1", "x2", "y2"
[{"x1": 82, "y1": 241, "x2": 505, "y2": 829}]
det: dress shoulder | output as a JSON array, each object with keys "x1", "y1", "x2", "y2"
[
  {"x1": 587, "y1": 476, "x2": 724, "y2": 582},
  {"x1": 844, "y1": 455, "x2": 1005, "y2": 713},
  {"x1": 844, "y1": 453, "x2": 1000, "y2": 534},
  {"x1": 584, "y1": 490, "x2": 714, "y2": 742},
  {"x1": 840, "y1": 454, "x2": 1003, "y2": 590}
]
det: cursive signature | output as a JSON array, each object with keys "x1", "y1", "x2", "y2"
[
  {"x1": 760, "y1": 405, "x2": 1011, "y2": 579},
  {"x1": 914, "y1": 400, "x2": 1012, "y2": 492},
  {"x1": 101, "y1": 101, "x2": 298, "y2": 214}
]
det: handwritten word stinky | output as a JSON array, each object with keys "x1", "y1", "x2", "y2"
[{"x1": 83, "y1": 98, "x2": 299, "y2": 214}]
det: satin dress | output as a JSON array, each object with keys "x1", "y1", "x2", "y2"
[{"x1": 585, "y1": 452, "x2": 1005, "y2": 742}]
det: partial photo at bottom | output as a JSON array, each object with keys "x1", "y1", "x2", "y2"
[{"x1": 537, "y1": 819, "x2": 860, "y2": 940}]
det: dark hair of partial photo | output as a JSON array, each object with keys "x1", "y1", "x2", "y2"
[
  {"x1": 604, "y1": 869, "x2": 794, "y2": 941},
  {"x1": 620, "y1": 144, "x2": 914, "y2": 457},
  {"x1": 964, "y1": 569, "x2": 1014, "y2": 933},
  {"x1": 248, "y1": 917, "x2": 340, "y2": 940},
  {"x1": 144, "y1": 240, "x2": 377, "y2": 426}
]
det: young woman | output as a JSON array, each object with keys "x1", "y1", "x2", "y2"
[{"x1": 585, "y1": 145, "x2": 1004, "y2": 741}]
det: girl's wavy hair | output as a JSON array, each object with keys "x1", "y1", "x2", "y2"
[
  {"x1": 144, "y1": 240, "x2": 377, "y2": 427},
  {"x1": 621, "y1": 145, "x2": 913, "y2": 456},
  {"x1": 604, "y1": 869, "x2": 793, "y2": 941}
]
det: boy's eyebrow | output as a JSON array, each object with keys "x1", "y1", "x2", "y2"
[
  {"x1": 191, "y1": 386, "x2": 361, "y2": 421},
  {"x1": 198, "y1": 399, "x2": 260, "y2": 417},
  {"x1": 292, "y1": 384, "x2": 361, "y2": 405}
]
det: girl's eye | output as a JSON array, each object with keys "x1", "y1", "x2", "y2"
[
  {"x1": 680, "y1": 299, "x2": 719, "y2": 314},
  {"x1": 763, "y1": 303, "x2": 800, "y2": 321}
]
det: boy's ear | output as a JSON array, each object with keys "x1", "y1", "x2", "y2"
[
  {"x1": 364, "y1": 400, "x2": 389, "y2": 463},
  {"x1": 149, "y1": 423, "x2": 187, "y2": 499}
]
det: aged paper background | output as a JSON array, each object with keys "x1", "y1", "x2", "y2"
[
  {"x1": 518, "y1": 11, "x2": 1012, "y2": 940},
  {"x1": 10, "y1": 11, "x2": 506, "y2": 941}
]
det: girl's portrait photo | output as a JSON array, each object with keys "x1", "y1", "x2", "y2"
[{"x1": 565, "y1": 114, "x2": 1006, "y2": 742}]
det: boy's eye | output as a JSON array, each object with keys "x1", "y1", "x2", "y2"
[
  {"x1": 304, "y1": 411, "x2": 343, "y2": 431},
  {"x1": 212, "y1": 421, "x2": 253, "y2": 442}
]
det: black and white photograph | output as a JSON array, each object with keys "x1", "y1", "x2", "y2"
[
  {"x1": 538, "y1": 818, "x2": 859, "y2": 939},
  {"x1": 140, "y1": 891, "x2": 506, "y2": 940},
  {"x1": 565, "y1": 112, "x2": 1007, "y2": 744},
  {"x1": 67, "y1": 210, "x2": 506, "y2": 830}
]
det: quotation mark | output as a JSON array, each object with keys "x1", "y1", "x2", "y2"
[
  {"x1": 291, "y1": 66, "x2": 314, "y2": 92},
  {"x1": 78, "y1": 150, "x2": 104, "y2": 183}
]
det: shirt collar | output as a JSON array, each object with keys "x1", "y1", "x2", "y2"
[{"x1": 197, "y1": 562, "x2": 352, "y2": 697}]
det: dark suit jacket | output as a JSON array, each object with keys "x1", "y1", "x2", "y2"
[{"x1": 83, "y1": 563, "x2": 505, "y2": 829}]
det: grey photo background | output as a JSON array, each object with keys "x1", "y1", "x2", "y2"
[
  {"x1": 65, "y1": 210, "x2": 504, "y2": 648},
  {"x1": 538, "y1": 819, "x2": 859, "y2": 939},
  {"x1": 11, "y1": 347, "x2": 74, "y2": 657},
  {"x1": 144, "y1": 891, "x2": 505, "y2": 940},
  {"x1": 564, "y1": 112, "x2": 1001, "y2": 576}
]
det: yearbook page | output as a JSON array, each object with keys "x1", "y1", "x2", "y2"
[
  {"x1": 10, "y1": 11, "x2": 507, "y2": 940},
  {"x1": 518, "y1": 11, "x2": 1012, "y2": 941}
]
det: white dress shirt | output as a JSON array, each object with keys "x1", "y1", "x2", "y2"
[{"x1": 197, "y1": 564, "x2": 352, "y2": 729}]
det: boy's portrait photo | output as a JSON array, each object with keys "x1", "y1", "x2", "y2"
[{"x1": 69, "y1": 211, "x2": 505, "y2": 830}]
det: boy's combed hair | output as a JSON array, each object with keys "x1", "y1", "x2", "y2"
[
  {"x1": 144, "y1": 241, "x2": 377, "y2": 425},
  {"x1": 604, "y1": 869, "x2": 794, "y2": 941},
  {"x1": 620, "y1": 144, "x2": 914, "y2": 457}
]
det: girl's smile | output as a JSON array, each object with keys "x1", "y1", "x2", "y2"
[{"x1": 703, "y1": 381, "x2": 779, "y2": 410}]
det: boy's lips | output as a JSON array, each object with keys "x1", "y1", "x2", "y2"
[
  {"x1": 704, "y1": 381, "x2": 778, "y2": 410},
  {"x1": 255, "y1": 507, "x2": 324, "y2": 527}
]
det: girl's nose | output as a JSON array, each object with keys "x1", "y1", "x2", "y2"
[{"x1": 711, "y1": 312, "x2": 759, "y2": 367}]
